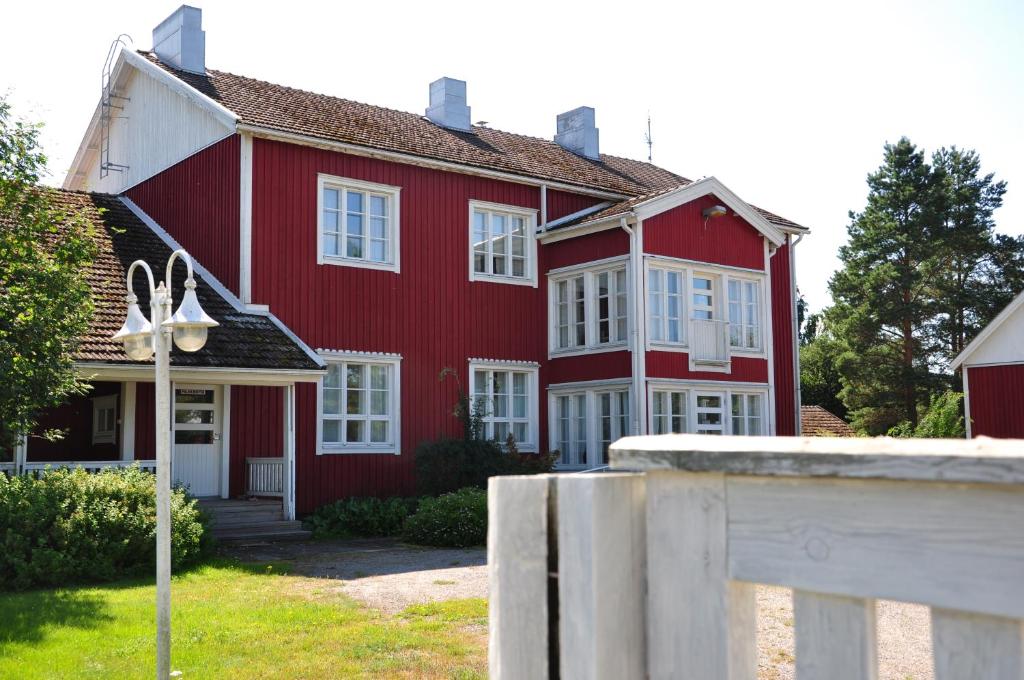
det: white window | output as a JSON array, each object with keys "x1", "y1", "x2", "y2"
[
  {"x1": 648, "y1": 268, "x2": 686, "y2": 344},
  {"x1": 92, "y1": 394, "x2": 117, "y2": 445},
  {"x1": 597, "y1": 390, "x2": 630, "y2": 463},
  {"x1": 728, "y1": 279, "x2": 762, "y2": 350},
  {"x1": 470, "y1": 361, "x2": 538, "y2": 451},
  {"x1": 694, "y1": 392, "x2": 725, "y2": 435},
  {"x1": 555, "y1": 276, "x2": 586, "y2": 349},
  {"x1": 318, "y1": 174, "x2": 401, "y2": 272},
  {"x1": 554, "y1": 393, "x2": 589, "y2": 466},
  {"x1": 549, "y1": 262, "x2": 629, "y2": 354},
  {"x1": 651, "y1": 390, "x2": 687, "y2": 434},
  {"x1": 470, "y1": 201, "x2": 537, "y2": 285},
  {"x1": 731, "y1": 393, "x2": 763, "y2": 435},
  {"x1": 692, "y1": 274, "x2": 716, "y2": 320},
  {"x1": 319, "y1": 353, "x2": 401, "y2": 454}
]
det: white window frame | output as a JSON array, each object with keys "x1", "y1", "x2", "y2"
[
  {"x1": 651, "y1": 388, "x2": 688, "y2": 435},
  {"x1": 730, "y1": 391, "x2": 765, "y2": 436},
  {"x1": 552, "y1": 392, "x2": 590, "y2": 467},
  {"x1": 727, "y1": 276, "x2": 763, "y2": 352},
  {"x1": 317, "y1": 174, "x2": 402, "y2": 273},
  {"x1": 644, "y1": 256, "x2": 768, "y2": 358},
  {"x1": 547, "y1": 257, "x2": 630, "y2": 358},
  {"x1": 469, "y1": 359, "x2": 540, "y2": 451},
  {"x1": 646, "y1": 380, "x2": 771, "y2": 436},
  {"x1": 548, "y1": 379, "x2": 634, "y2": 470},
  {"x1": 317, "y1": 351, "x2": 402, "y2": 455},
  {"x1": 468, "y1": 200, "x2": 539, "y2": 287},
  {"x1": 92, "y1": 394, "x2": 117, "y2": 445}
]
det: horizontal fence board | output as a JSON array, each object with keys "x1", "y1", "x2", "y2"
[
  {"x1": 727, "y1": 476, "x2": 1024, "y2": 619},
  {"x1": 794, "y1": 590, "x2": 878, "y2": 680},
  {"x1": 932, "y1": 608, "x2": 1024, "y2": 680}
]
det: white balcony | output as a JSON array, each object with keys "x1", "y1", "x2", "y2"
[{"x1": 689, "y1": 318, "x2": 730, "y2": 367}]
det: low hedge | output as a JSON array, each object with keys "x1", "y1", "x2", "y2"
[
  {"x1": 0, "y1": 466, "x2": 212, "y2": 590},
  {"x1": 402, "y1": 487, "x2": 487, "y2": 548},
  {"x1": 305, "y1": 496, "x2": 419, "y2": 539}
]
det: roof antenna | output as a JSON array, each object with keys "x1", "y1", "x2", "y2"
[{"x1": 644, "y1": 113, "x2": 653, "y2": 163}]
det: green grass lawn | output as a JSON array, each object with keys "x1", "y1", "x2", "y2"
[{"x1": 0, "y1": 560, "x2": 487, "y2": 679}]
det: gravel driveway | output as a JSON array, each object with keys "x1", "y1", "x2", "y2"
[{"x1": 224, "y1": 539, "x2": 932, "y2": 678}]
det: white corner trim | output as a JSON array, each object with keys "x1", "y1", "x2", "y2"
[
  {"x1": 950, "y1": 289, "x2": 1024, "y2": 370},
  {"x1": 118, "y1": 196, "x2": 326, "y2": 369},
  {"x1": 239, "y1": 133, "x2": 253, "y2": 303}
]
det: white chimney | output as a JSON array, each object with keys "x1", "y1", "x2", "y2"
[
  {"x1": 554, "y1": 107, "x2": 600, "y2": 160},
  {"x1": 153, "y1": 5, "x2": 206, "y2": 74},
  {"x1": 425, "y1": 77, "x2": 471, "y2": 132}
]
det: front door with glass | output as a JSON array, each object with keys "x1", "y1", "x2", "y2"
[{"x1": 172, "y1": 385, "x2": 222, "y2": 497}]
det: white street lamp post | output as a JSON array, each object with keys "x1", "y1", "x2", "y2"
[{"x1": 113, "y1": 249, "x2": 217, "y2": 680}]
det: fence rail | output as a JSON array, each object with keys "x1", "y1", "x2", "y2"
[
  {"x1": 17, "y1": 460, "x2": 157, "y2": 475},
  {"x1": 489, "y1": 434, "x2": 1024, "y2": 680},
  {"x1": 246, "y1": 457, "x2": 284, "y2": 497}
]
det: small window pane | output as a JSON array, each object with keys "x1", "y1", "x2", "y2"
[
  {"x1": 347, "y1": 236, "x2": 363, "y2": 259},
  {"x1": 175, "y1": 389, "x2": 214, "y2": 404},
  {"x1": 370, "y1": 216, "x2": 387, "y2": 239},
  {"x1": 323, "y1": 234, "x2": 339, "y2": 256},
  {"x1": 346, "y1": 213, "x2": 364, "y2": 236},
  {"x1": 323, "y1": 188, "x2": 340, "y2": 210},
  {"x1": 370, "y1": 240, "x2": 386, "y2": 261},
  {"x1": 369, "y1": 195, "x2": 387, "y2": 217},
  {"x1": 346, "y1": 420, "x2": 364, "y2": 443},
  {"x1": 323, "y1": 210, "x2": 339, "y2": 231},
  {"x1": 325, "y1": 364, "x2": 342, "y2": 388},
  {"x1": 347, "y1": 191, "x2": 364, "y2": 213},
  {"x1": 513, "y1": 422, "x2": 527, "y2": 443},
  {"x1": 324, "y1": 389, "x2": 341, "y2": 415},
  {"x1": 370, "y1": 420, "x2": 388, "y2": 443},
  {"x1": 347, "y1": 365, "x2": 364, "y2": 388},
  {"x1": 370, "y1": 365, "x2": 388, "y2": 389},
  {"x1": 323, "y1": 420, "x2": 340, "y2": 443},
  {"x1": 370, "y1": 390, "x2": 387, "y2": 415},
  {"x1": 175, "y1": 409, "x2": 213, "y2": 425},
  {"x1": 175, "y1": 430, "x2": 213, "y2": 445},
  {"x1": 347, "y1": 390, "x2": 364, "y2": 415}
]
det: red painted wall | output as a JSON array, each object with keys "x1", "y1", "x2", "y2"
[
  {"x1": 643, "y1": 194, "x2": 766, "y2": 271},
  {"x1": 967, "y1": 365, "x2": 1024, "y2": 438},
  {"x1": 546, "y1": 189, "x2": 606, "y2": 222},
  {"x1": 230, "y1": 386, "x2": 285, "y2": 497},
  {"x1": 134, "y1": 382, "x2": 156, "y2": 460},
  {"x1": 548, "y1": 351, "x2": 633, "y2": 384},
  {"x1": 544, "y1": 227, "x2": 629, "y2": 270},
  {"x1": 27, "y1": 382, "x2": 121, "y2": 462},
  {"x1": 645, "y1": 353, "x2": 770, "y2": 383},
  {"x1": 127, "y1": 135, "x2": 241, "y2": 294},
  {"x1": 770, "y1": 241, "x2": 797, "y2": 435}
]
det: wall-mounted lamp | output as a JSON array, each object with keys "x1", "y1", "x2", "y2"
[{"x1": 702, "y1": 205, "x2": 728, "y2": 229}]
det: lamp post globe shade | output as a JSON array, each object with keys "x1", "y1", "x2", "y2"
[
  {"x1": 112, "y1": 300, "x2": 155, "y2": 360},
  {"x1": 163, "y1": 279, "x2": 219, "y2": 352}
]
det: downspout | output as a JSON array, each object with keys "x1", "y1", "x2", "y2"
[
  {"x1": 790, "y1": 232, "x2": 805, "y2": 435},
  {"x1": 540, "y1": 184, "x2": 548, "y2": 231},
  {"x1": 621, "y1": 216, "x2": 646, "y2": 436}
]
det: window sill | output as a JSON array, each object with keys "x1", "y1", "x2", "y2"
[
  {"x1": 318, "y1": 256, "x2": 400, "y2": 273},
  {"x1": 318, "y1": 446, "x2": 399, "y2": 455},
  {"x1": 549, "y1": 344, "x2": 629, "y2": 359}
]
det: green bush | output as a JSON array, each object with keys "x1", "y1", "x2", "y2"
[
  {"x1": 402, "y1": 487, "x2": 487, "y2": 548},
  {"x1": 887, "y1": 390, "x2": 966, "y2": 439},
  {"x1": 0, "y1": 466, "x2": 211, "y2": 590},
  {"x1": 414, "y1": 438, "x2": 557, "y2": 497},
  {"x1": 305, "y1": 496, "x2": 419, "y2": 539}
]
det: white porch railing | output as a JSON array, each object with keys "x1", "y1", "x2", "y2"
[
  {"x1": 489, "y1": 435, "x2": 1024, "y2": 679},
  {"x1": 20, "y1": 460, "x2": 157, "y2": 475},
  {"x1": 0, "y1": 461, "x2": 16, "y2": 477},
  {"x1": 246, "y1": 457, "x2": 284, "y2": 497},
  {"x1": 689, "y1": 318, "x2": 730, "y2": 365}
]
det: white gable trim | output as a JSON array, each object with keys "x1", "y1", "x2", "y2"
[
  {"x1": 631, "y1": 177, "x2": 786, "y2": 247},
  {"x1": 951, "y1": 288, "x2": 1024, "y2": 370}
]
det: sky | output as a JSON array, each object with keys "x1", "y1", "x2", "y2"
[{"x1": 3, "y1": 0, "x2": 1022, "y2": 312}]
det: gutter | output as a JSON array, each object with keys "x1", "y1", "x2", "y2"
[
  {"x1": 790, "y1": 232, "x2": 804, "y2": 435},
  {"x1": 621, "y1": 216, "x2": 647, "y2": 436}
]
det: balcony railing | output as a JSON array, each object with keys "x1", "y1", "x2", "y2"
[
  {"x1": 19, "y1": 460, "x2": 156, "y2": 475},
  {"x1": 488, "y1": 434, "x2": 1024, "y2": 679},
  {"x1": 246, "y1": 457, "x2": 284, "y2": 497},
  {"x1": 689, "y1": 318, "x2": 730, "y2": 365}
]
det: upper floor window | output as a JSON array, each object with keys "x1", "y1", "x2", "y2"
[
  {"x1": 319, "y1": 352, "x2": 401, "y2": 454},
  {"x1": 648, "y1": 269, "x2": 685, "y2": 343},
  {"x1": 470, "y1": 360, "x2": 539, "y2": 451},
  {"x1": 318, "y1": 174, "x2": 401, "y2": 272},
  {"x1": 728, "y1": 279, "x2": 761, "y2": 350},
  {"x1": 469, "y1": 201, "x2": 537, "y2": 285},
  {"x1": 550, "y1": 262, "x2": 629, "y2": 354}
]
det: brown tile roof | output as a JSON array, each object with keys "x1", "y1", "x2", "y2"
[
  {"x1": 801, "y1": 405, "x2": 856, "y2": 437},
  {"x1": 141, "y1": 52, "x2": 687, "y2": 197},
  {"x1": 38, "y1": 190, "x2": 320, "y2": 372}
]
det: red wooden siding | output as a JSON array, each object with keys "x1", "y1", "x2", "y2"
[
  {"x1": 230, "y1": 386, "x2": 284, "y2": 497},
  {"x1": 543, "y1": 227, "x2": 629, "y2": 271},
  {"x1": 545, "y1": 189, "x2": 607, "y2": 222},
  {"x1": 126, "y1": 135, "x2": 241, "y2": 294},
  {"x1": 770, "y1": 241, "x2": 797, "y2": 435},
  {"x1": 134, "y1": 382, "x2": 156, "y2": 460},
  {"x1": 643, "y1": 195, "x2": 765, "y2": 271},
  {"x1": 548, "y1": 351, "x2": 633, "y2": 385},
  {"x1": 967, "y1": 365, "x2": 1024, "y2": 438},
  {"x1": 645, "y1": 353, "x2": 770, "y2": 383},
  {"x1": 27, "y1": 382, "x2": 121, "y2": 461},
  {"x1": 251, "y1": 138, "x2": 549, "y2": 511}
]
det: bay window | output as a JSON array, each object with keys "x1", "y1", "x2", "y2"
[
  {"x1": 318, "y1": 174, "x2": 401, "y2": 272},
  {"x1": 470, "y1": 202, "x2": 537, "y2": 284},
  {"x1": 470, "y1": 361, "x2": 538, "y2": 451},
  {"x1": 319, "y1": 353, "x2": 401, "y2": 454}
]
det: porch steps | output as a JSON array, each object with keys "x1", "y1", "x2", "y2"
[{"x1": 199, "y1": 498, "x2": 311, "y2": 543}]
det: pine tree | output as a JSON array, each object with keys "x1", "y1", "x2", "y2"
[{"x1": 828, "y1": 138, "x2": 947, "y2": 433}]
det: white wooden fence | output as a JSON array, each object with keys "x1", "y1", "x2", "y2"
[
  {"x1": 17, "y1": 460, "x2": 157, "y2": 475},
  {"x1": 246, "y1": 457, "x2": 284, "y2": 497},
  {"x1": 489, "y1": 434, "x2": 1024, "y2": 680}
]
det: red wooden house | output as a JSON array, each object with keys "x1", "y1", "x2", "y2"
[{"x1": 18, "y1": 6, "x2": 809, "y2": 519}]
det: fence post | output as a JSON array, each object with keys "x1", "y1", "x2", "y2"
[
  {"x1": 489, "y1": 475, "x2": 555, "y2": 680},
  {"x1": 557, "y1": 473, "x2": 646, "y2": 680}
]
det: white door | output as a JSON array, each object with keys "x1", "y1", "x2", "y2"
[
  {"x1": 172, "y1": 384, "x2": 222, "y2": 497},
  {"x1": 694, "y1": 391, "x2": 726, "y2": 435}
]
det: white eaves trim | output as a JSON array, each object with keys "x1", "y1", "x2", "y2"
[
  {"x1": 75, "y1": 363, "x2": 323, "y2": 385},
  {"x1": 121, "y1": 50, "x2": 239, "y2": 128},
  {"x1": 951, "y1": 288, "x2": 1024, "y2": 370},
  {"x1": 119, "y1": 196, "x2": 326, "y2": 370}
]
